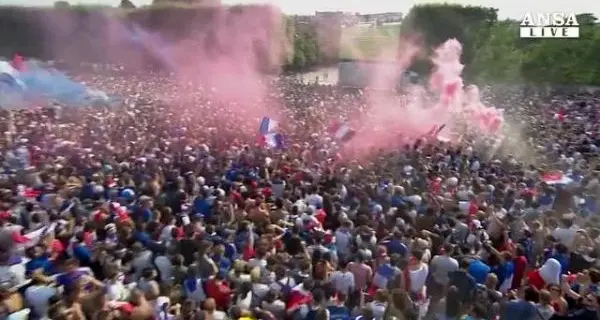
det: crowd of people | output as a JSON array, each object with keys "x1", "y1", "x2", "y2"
[{"x1": 0, "y1": 64, "x2": 600, "y2": 320}]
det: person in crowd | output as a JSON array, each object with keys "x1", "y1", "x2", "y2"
[{"x1": 1, "y1": 61, "x2": 600, "y2": 320}]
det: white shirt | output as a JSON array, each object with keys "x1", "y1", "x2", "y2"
[
  {"x1": 251, "y1": 283, "x2": 270, "y2": 299},
  {"x1": 305, "y1": 194, "x2": 323, "y2": 208},
  {"x1": 408, "y1": 264, "x2": 429, "y2": 294},
  {"x1": 132, "y1": 250, "x2": 153, "y2": 280},
  {"x1": 295, "y1": 214, "x2": 320, "y2": 229},
  {"x1": 270, "y1": 276, "x2": 296, "y2": 292},
  {"x1": 335, "y1": 229, "x2": 352, "y2": 256},
  {"x1": 153, "y1": 296, "x2": 175, "y2": 320},
  {"x1": 0, "y1": 263, "x2": 24, "y2": 289},
  {"x1": 329, "y1": 270, "x2": 355, "y2": 294},
  {"x1": 106, "y1": 280, "x2": 129, "y2": 301},
  {"x1": 552, "y1": 226, "x2": 578, "y2": 250},
  {"x1": 248, "y1": 258, "x2": 267, "y2": 270},
  {"x1": 369, "y1": 301, "x2": 387, "y2": 320},
  {"x1": 154, "y1": 255, "x2": 173, "y2": 286},
  {"x1": 24, "y1": 285, "x2": 57, "y2": 318}
]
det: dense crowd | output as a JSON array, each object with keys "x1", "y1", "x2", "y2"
[{"x1": 1, "y1": 66, "x2": 600, "y2": 320}]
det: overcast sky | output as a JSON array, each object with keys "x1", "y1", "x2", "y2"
[{"x1": 1, "y1": 0, "x2": 599, "y2": 20}]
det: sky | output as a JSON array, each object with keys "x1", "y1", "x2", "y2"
[{"x1": 1, "y1": 0, "x2": 599, "y2": 20}]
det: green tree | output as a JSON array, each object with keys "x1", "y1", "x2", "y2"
[
  {"x1": 53, "y1": 1, "x2": 70, "y2": 8},
  {"x1": 470, "y1": 20, "x2": 523, "y2": 82},
  {"x1": 120, "y1": 0, "x2": 136, "y2": 9},
  {"x1": 520, "y1": 14, "x2": 600, "y2": 85},
  {"x1": 401, "y1": 4, "x2": 498, "y2": 74}
]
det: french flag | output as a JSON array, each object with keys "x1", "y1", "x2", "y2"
[
  {"x1": 541, "y1": 171, "x2": 573, "y2": 185},
  {"x1": 263, "y1": 133, "x2": 285, "y2": 150},
  {"x1": 258, "y1": 116, "x2": 278, "y2": 135},
  {"x1": 329, "y1": 121, "x2": 356, "y2": 142}
]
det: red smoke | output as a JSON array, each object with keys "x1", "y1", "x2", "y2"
[
  {"x1": 32, "y1": 5, "x2": 289, "y2": 141},
  {"x1": 27, "y1": 6, "x2": 504, "y2": 158}
]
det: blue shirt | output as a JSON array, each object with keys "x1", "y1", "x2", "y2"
[
  {"x1": 468, "y1": 259, "x2": 491, "y2": 284},
  {"x1": 492, "y1": 261, "x2": 514, "y2": 288},
  {"x1": 80, "y1": 183, "x2": 95, "y2": 200},
  {"x1": 211, "y1": 255, "x2": 232, "y2": 275},
  {"x1": 133, "y1": 231, "x2": 151, "y2": 246},
  {"x1": 56, "y1": 270, "x2": 87, "y2": 293},
  {"x1": 72, "y1": 244, "x2": 91, "y2": 266},
  {"x1": 500, "y1": 300, "x2": 537, "y2": 320},
  {"x1": 327, "y1": 305, "x2": 351, "y2": 320},
  {"x1": 193, "y1": 197, "x2": 212, "y2": 218},
  {"x1": 551, "y1": 253, "x2": 570, "y2": 274},
  {"x1": 142, "y1": 208, "x2": 152, "y2": 222},
  {"x1": 391, "y1": 195, "x2": 405, "y2": 208},
  {"x1": 224, "y1": 243, "x2": 237, "y2": 260},
  {"x1": 376, "y1": 263, "x2": 397, "y2": 280},
  {"x1": 25, "y1": 254, "x2": 53, "y2": 276},
  {"x1": 383, "y1": 239, "x2": 408, "y2": 256}
]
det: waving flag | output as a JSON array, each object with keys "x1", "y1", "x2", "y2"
[
  {"x1": 12, "y1": 223, "x2": 56, "y2": 250},
  {"x1": 264, "y1": 133, "x2": 285, "y2": 150},
  {"x1": 259, "y1": 116, "x2": 278, "y2": 135},
  {"x1": 329, "y1": 121, "x2": 356, "y2": 142},
  {"x1": 541, "y1": 171, "x2": 573, "y2": 185}
]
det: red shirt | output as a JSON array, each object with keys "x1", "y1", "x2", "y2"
[
  {"x1": 83, "y1": 231, "x2": 94, "y2": 247},
  {"x1": 315, "y1": 209, "x2": 327, "y2": 224},
  {"x1": 243, "y1": 245, "x2": 255, "y2": 261},
  {"x1": 527, "y1": 269, "x2": 546, "y2": 290},
  {"x1": 205, "y1": 279, "x2": 231, "y2": 309},
  {"x1": 51, "y1": 239, "x2": 65, "y2": 259},
  {"x1": 468, "y1": 201, "x2": 479, "y2": 216},
  {"x1": 512, "y1": 255, "x2": 528, "y2": 289}
]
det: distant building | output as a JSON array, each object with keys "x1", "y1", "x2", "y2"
[
  {"x1": 315, "y1": 11, "x2": 344, "y2": 20},
  {"x1": 291, "y1": 15, "x2": 315, "y2": 24},
  {"x1": 360, "y1": 12, "x2": 403, "y2": 24}
]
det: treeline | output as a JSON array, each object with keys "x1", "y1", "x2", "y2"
[
  {"x1": 1, "y1": 4, "x2": 599, "y2": 84},
  {"x1": 400, "y1": 4, "x2": 600, "y2": 85},
  {"x1": 0, "y1": 5, "x2": 326, "y2": 72}
]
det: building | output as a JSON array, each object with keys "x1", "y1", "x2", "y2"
[{"x1": 360, "y1": 12, "x2": 403, "y2": 24}]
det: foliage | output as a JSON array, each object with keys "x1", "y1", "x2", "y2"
[
  {"x1": 119, "y1": 0, "x2": 136, "y2": 9},
  {"x1": 0, "y1": 5, "x2": 324, "y2": 70},
  {"x1": 53, "y1": 1, "x2": 70, "y2": 8},
  {"x1": 1, "y1": 4, "x2": 599, "y2": 84},
  {"x1": 401, "y1": 5, "x2": 600, "y2": 85}
]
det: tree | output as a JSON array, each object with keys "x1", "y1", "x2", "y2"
[
  {"x1": 119, "y1": 0, "x2": 136, "y2": 9},
  {"x1": 53, "y1": 0, "x2": 70, "y2": 8},
  {"x1": 401, "y1": 4, "x2": 498, "y2": 73},
  {"x1": 470, "y1": 20, "x2": 523, "y2": 82}
]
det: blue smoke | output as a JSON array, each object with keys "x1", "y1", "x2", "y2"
[{"x1": 0, "y1": 60, "x2": 113, "y2": 109}]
